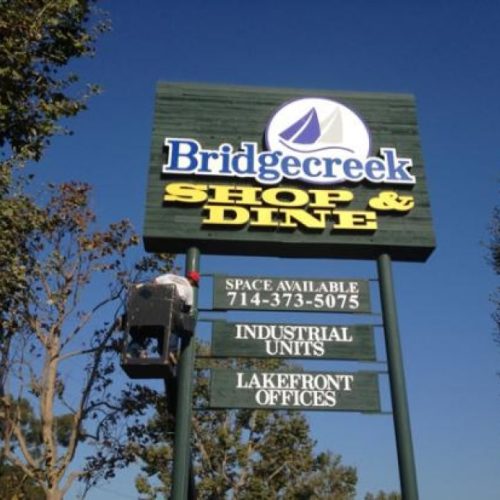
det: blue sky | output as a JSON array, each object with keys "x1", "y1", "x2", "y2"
[{"x1": 35, "y1": 1, "x2": 500, "y2": 498}]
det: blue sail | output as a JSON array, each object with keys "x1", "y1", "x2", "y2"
[{"x1": 279, "y1": 107, "x2": 320, "y2": 144}]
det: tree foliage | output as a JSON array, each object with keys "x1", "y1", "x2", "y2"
[
  {"x1": 0, "y1": 174, "x2": 43, "y2": 399},
  {"x1": 0, "y1": 182, "x2": 174, "y2": 499},
  {"x1": 0, "y1": 0, "x2": 109, "y2": 368},
  {"x1": 0, "y1": 0, "x2": 108, "y2": 167},
  {"x1": 0, "y1": 457, "x2": 45, "y2": 499},
  {"x1": 118, "y1": 346, "x2": 358, "y2": 499}
]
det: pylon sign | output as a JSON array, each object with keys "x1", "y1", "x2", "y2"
[{"x1": 143, "y1": 83, "x2": 429, "y2": 500}]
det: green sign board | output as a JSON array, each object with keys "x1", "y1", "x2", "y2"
[
  {"x1": 212, "y1": 275, "x2": 371, "y2": 313},
  {"x1": 211, "y1": 320, "x2": 375, "y2": 360},
  {"x1": 209, "y1": 369, "x2": 380, "y2": 412},
  {"x1": 143, "y1": 82, "x2": 435, "y2": 262}
]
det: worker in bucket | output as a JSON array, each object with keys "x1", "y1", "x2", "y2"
[{"x1": 153, "y1": 270, "x2": 200, "y2": 363}]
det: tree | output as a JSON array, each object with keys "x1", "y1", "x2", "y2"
[
  {"x1": 0, "y1": 0, "x2": 109, "y2": 339},
  {"x1": 119, "y1": 346, "x2": 358, "y2": 499},
  {"x1": 0, "y1": 182, "x2": 174, "y2": 499},
  {"x1": 0, "y1": 0, "x2": 110, "y2": 399},
  {"x1": 0, "y1": 0, "x2": 108, "y2": 167}
]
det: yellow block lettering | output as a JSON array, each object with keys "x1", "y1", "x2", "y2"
[
  {"x1": 249, "y1": 207, "x2": 280, "y2": 227},
  {"x1": 209, "y1": 184, "x2": 262, "y2": 205},
  {"x1": 309, "y1": 189, "x2": 354, "y2": 208},
  {"x1": 164, "y1": 182, "x2": 208, "y2": 204},
  {"x1": 261, "y1": 187, "x2": 309, "y2": 207},
  {"x1": 202, "y1": 205, "x2": 249, "y2": 226},
  {"x1": 334, "y1": 210, "x2": 378, "y2": 231},
  {"x1": 280, "y1": 209, "x2": 330, "y2": 229},
  {"x1": 368, "y1": 191, "x2": 414, "y2": 212}
]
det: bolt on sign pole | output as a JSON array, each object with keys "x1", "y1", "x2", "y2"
[
  {"x1": 172, "y1": 247, "x2": 200, "y2": 500},
  {"x1": 377, "y1": 254, "x2": 419, "y2": 500}
]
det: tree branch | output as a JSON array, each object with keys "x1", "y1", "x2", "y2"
[
  {"x1": 192, "y1": 418, "x2": 213, "y2": 471},
  {"x1": 58, "y1": 346, "x2": 99, "y2": 363},
  {"x1": 10, "y1": 419, "x2": 40, "y2": 471},
  {"x1": 59, "y1": 318, "x2": 119, "y2": 473},
  {"x1": 60, "y1": 470, "x2": 88, "y2": 498},
  {"x1": 27, "y1": 316, "x2": 48, "y2": 347},
  {"x1": 61, "y1": 289, "x2": 123, "y2": 350},
  {"x1": 3, "y1": 447, "x2": 40, "y2": 486},
  {"x1": 268, "y1": 461, "x2": 289, "y2": 481}
]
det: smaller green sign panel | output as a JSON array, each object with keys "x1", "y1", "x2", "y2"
[
  {"x1": 212, "y1": 275, "x2": 371, "y2": 313},
  {"x1": 210, "y1": 369, "x2": 380, "y2": 412},
  {"x1": 211, "y1": 320, "x2": 375, "y2": 360}
]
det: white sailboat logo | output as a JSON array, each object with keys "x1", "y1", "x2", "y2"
[
  {"x1": 278, "y1": 106, "x2": 354, "y2": 154},
  {"x1": 265, "y1": 97, "x2": 371, "y2": 162}
]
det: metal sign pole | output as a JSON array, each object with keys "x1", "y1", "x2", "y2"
[
  {"x1": 377, "y1": 254, "x2": 419, "y2": 500},
  {"x1": 172, "y1": 247, "x2": 200, "y2": 500}
]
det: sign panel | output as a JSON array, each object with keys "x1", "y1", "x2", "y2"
[
  {"x1": 211, "y1": 320, "x2": 375, "y2": 360},
  {"x1": 212, "y1": 275, "x2": 371, "y2": 313},
  {"x1": 209, "y1": 369, "x2": 380, "y2": 412},
  {"x1": 144, "y1": 82, "x2": 435, "y2": 261}
]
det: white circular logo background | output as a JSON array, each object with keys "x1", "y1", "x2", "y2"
[{"x1": 265, "y1": 97, "x2": 370, "y2": 160}]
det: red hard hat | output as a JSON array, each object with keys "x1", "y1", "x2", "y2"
[{"x1": 186, "y1": 271, "x2": 200, "y2": 285}]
